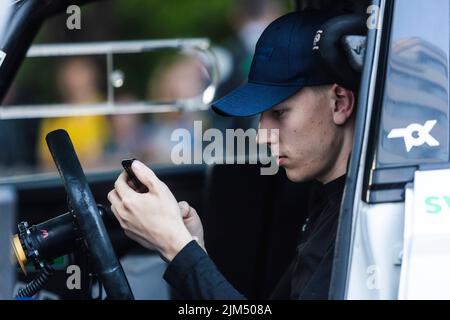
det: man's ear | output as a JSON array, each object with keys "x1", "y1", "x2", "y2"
[{"x1": 331, "y1": 84, "x2": 355, "y2": 126}]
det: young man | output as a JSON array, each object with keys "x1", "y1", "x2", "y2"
[{"x1": 108, "y1": 10, "x2": 357, "y2": 300}]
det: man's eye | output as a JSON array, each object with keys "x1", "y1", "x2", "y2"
[{"x1": 272, "y1": 109, "x2": 285, "y2": 118}]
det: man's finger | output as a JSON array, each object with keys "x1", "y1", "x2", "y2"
[
  {"x1": 108, "y1": 189, "x2": 121, "y2": 205},
  {"x1": 131, "y1": 160, "x2": 160, "y2": 192},
  {"x1": 115, "y1": 171, "x2": 135, "y2": 199},
  {"x1": 188, "y1": 205, "x2": 198, "y2": 217},
  {"x1": 108, "y1": 190, "x2": 127, "y2": 227},
  {"x1": 178, "y1": 201, "x2": 190, "y2": 218}
]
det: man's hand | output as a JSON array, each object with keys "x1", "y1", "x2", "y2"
[
  {"x1": 108, "y1": 160, "x2": 193, "y2": 262},
  {"x1": 178, "y1": 201, "x2": 205, "y2": 250}
]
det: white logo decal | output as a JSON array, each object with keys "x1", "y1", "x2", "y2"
[
  {"x1": 312, "y1": 30, "x2": 323, "y2": 51},
  {"x1": 0, "y1": 50, "x2": 6, "y2": 68},
  {"x1": 388, "y1": 120, "x2": 440, "y2": 152}
]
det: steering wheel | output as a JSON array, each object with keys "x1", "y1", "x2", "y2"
[
  {"x1": 314, "y1": 14, "x2": 367, "y2": 90},
  {"x1": 46, "y1": 129, "x2": 134, "y2": 300}
]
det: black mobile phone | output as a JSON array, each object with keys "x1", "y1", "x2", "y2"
[{"x1": 121, "y1": 158, "x2": 149, "y2": 193}]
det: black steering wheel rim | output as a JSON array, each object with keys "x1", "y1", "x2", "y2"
[
  {"x1": 46, "y1": 129, "x2": 134, "y2": 300},
  {"x1": 315, "y1": 13, "x2": 367, "y2": 90}
]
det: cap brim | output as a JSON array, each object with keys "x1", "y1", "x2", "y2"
[{"x1": 211, "y1": 82, "x2": 301, "y2": 117}]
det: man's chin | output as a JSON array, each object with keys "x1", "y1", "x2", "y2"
[
  {"x1": 284, "y1": 168, "x2": 301, "y2": 183},
  {"x1": 284, "y1": 167, "x2": 312, "y2": 183}
]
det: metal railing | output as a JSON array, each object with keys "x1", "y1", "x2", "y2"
[{"x1": 0, "y1": 38, "x2": 220, "y2": 119}]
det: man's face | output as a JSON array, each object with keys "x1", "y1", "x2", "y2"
[{"x1": 257, "y1": 86, "x2": 347, "y2": 183}]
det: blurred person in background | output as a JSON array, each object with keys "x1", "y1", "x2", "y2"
[
  {"x1": 215, "y1": 0, "x2": 283, "y2": 132},
  {"x1": 219, "y1": 0, "x2": 283, "y2": 95},
  {"x1": 37, "y1": 57, "x2": 110, "y2": 170},
  {"x1": 145, "y1": 55, "x2": 210, "y2": 164},
  {"x1": 104, "y1": 93, "x2": 148, "y2": 167}
]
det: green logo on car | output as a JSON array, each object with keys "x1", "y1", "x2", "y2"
[{"x1": 424, "y1": 196, "x2": 450, "y2": 214}]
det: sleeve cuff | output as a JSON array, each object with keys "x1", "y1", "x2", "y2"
[{"x1": 163, "y1": 240, "x2": 207, "y2": 285}]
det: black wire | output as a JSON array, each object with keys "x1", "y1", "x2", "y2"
[{"x1": 16, "y1": 263, "x2": 54, "y2": 298}]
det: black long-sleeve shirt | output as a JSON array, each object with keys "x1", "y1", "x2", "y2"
[{"x1": 163, "y1": 175, "x2": 346, "y2": 300}]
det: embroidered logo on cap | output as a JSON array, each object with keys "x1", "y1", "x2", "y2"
[{"x1": 312, "y1": 30, "x2": 323, "y2": 51}]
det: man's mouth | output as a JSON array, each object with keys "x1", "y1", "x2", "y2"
[{"x1": 277, "y1": 156, "x2": 287, "y2": 166}]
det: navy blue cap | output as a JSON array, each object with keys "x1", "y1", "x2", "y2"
[{"x1": 212, "y1": 10, "x2": 339, "y2": 117}]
